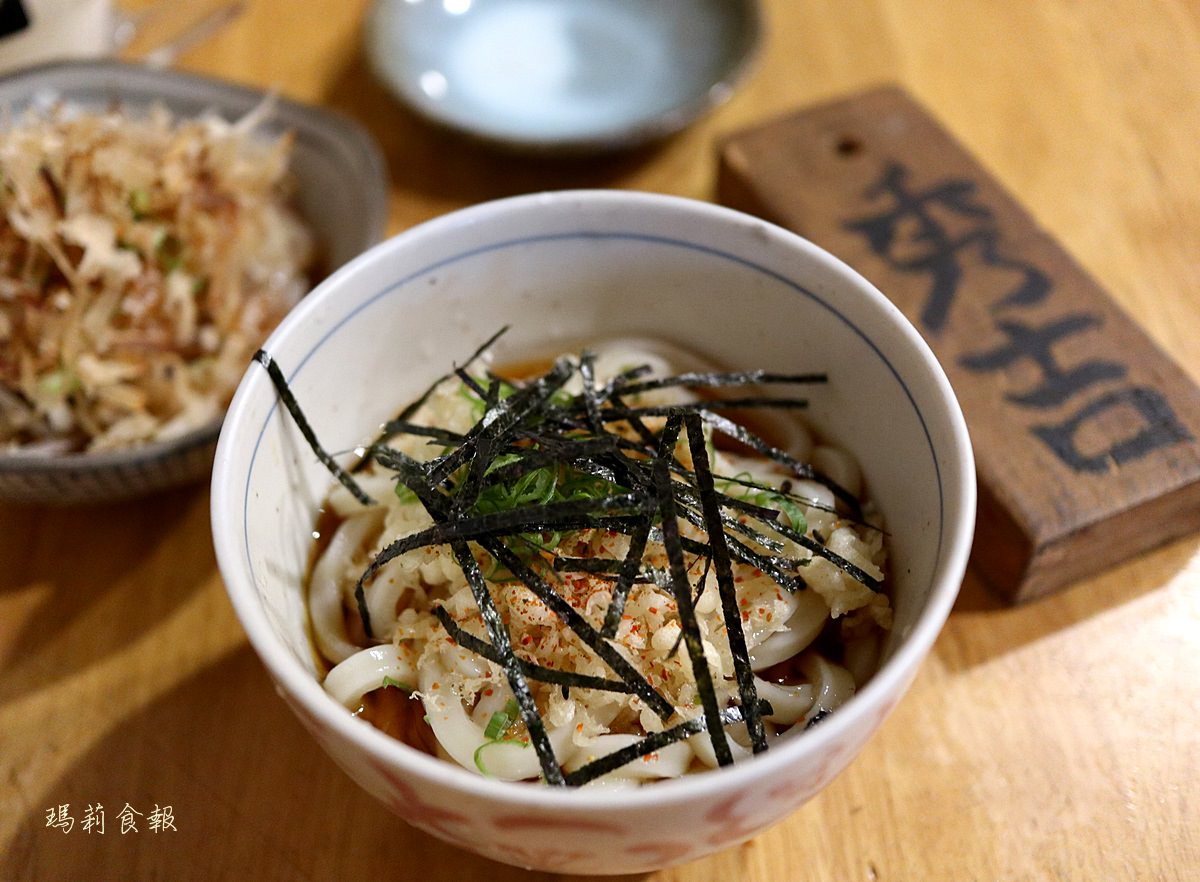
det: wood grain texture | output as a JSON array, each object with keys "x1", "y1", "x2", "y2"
[
  {"x1": 716, "y1": 85, "x2": 1200, "y2": 602},
  {"x1": 2, "y1": 1, "x2": 1198, "y2": 880}
]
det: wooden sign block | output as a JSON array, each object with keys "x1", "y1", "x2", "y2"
[{"x1": 718, "y1": 85, "x2": 1200, "y2": 602}]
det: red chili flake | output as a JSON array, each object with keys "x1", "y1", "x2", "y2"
[
  {"x1": 484, "y1": 688, "x2": 494, "y2": 696},
  {"x1": 741, "y1": 612, "x2": 750, "y2": 622},
  {"x1": 752, "y1": 568, "x2": 763, "y2": 577},
  {"x1": 648, "y1": 607, "x2": 658, "y2": 614},
  {"x1": 521, "y1": 635, "x2": 533, "y2": 646}
]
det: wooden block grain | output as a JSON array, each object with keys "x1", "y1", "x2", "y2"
[{"x1": 718, "y1": 85, "x2": 1200, "y2": 602}]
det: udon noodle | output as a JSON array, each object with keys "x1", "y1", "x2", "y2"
[{"x1": 292, "y1": 337, "x2": 890, "y2": 787}]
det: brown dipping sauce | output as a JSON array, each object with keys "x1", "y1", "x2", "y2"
[{"x1": 357, "y1": 689, "x2": 440, "y2": 756}]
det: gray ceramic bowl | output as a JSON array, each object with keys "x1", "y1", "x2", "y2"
[
  {"x1": 0, "y1": 60, "x2": 388, "y2": 505},
  {"x1": 364, "y1": 0, "x2": 762, "y2": 153}
]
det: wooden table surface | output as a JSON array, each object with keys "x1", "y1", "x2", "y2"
[{"x1": 3, "y1": 1, "x2": 1198, "y2": 880}]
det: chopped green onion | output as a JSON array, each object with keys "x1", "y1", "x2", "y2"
[
  {"x1": 483, "y1": 698, "x2": 520, "y2": 740},
  {"x1": 482, "y1": 711, "x2": 507, "y2": 740},
  {"x1": 394, "y1": 481, "x2": 418, "y2": 505},
  {"x1": 37, "y1": 368, "x2": 79, "y2": 397},
  {"x1": 473, "y1": 737, "x2": 529, "y2": 776},
  {"x1": 129, "y1": 188, "x2": 151, "y2": 220}
]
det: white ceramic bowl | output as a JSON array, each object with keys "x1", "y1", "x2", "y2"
[
  {"x1": 211, "y1": 190, "x2": 975, "y2": 874},
  {"x1": 0, "y1": 60, "x2": 388, "y2": 505},
  {"x1": 364, "y1": 0, "x2": 761, "y2": 153}
]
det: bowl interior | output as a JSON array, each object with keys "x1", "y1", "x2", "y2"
[{"x1": 218, "y1": 193, "x2": 972, "y2": 691}]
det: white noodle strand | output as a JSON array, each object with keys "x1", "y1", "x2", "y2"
[
  {"x1": 748, "y1": 588, "x2": 829, "y2": 671},
  {"x1": 753, "y1": 677, "x2": 816, "y2": 724},
  {"x1": 564, "y1": 734, "x2": 693, "y2": 781},
  {"x1": 418, "y1": 660, "x2": 579, "y2": 780},
  {"x1": 324, "y1": 644, "x2": 417, "y2": 708},
  {"x1": 310, "y1": 511, "x2": 381, "y2": 664},
  {"x1": 799, "y1": 651, "x2": 857, "y2": 725}
]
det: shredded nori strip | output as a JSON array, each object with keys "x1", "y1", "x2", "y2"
[
  {"x1": 684, "y1": 411, "x2": 768, "y2": 754},
  {"x1": 354, "y1": 494, "x2": 649, "y2": 595},
  {"x1": 432, "y1": 606, "x2": 634, "y2": 694},
  {"x1": 448, "y1": 536, "x2": 565, "y2": 785},
  {"x1": 669, "y1": 478, "x2": 880, "y2": 590},
  {"x1": 372, "y1": 421, "x2": 466, "y2": 445},
  {"x1": 789, "y1": 531, "x2": 881, "y2": 591},
  {"x1": 600, "y1": 516, "x2": 652, "y2": 638},
  {"x1": 616, "y1": 369, "x2": 828, "y2": 396},
  {"x1": 551, "y1": 556, "x2": 645, "y2": 576},
  {"x1": 605, "y1": 389, "x2": 659, "y2": 448},
  {"x1": 655, "y1": 524, "x2": 807, "y2": 594},
  {"x1": 255, "y1": 350, "x2": 374, "y2": 508},
  {"x1": 652, "y1": 415, "x2": 733, "y2": 766},
  {"x1": 601, "y1": 397, "x2": 811, "y2": 419},
  {"x1": 578, "y1": 351, "x2": 604, "y2": 433},
  {"x1": 805, "y1": 708, "x2": 833, "y2": 729},
  {"x1": 697, "y1": 409, "x2": 863, "y2": 519},
  {"x1": 257, "y1": 331, "x2": 881, "y2": 786},
  {"x1": 356, "y1": 326, "x2": 510, "y2": 471},
  {"x1": 563, "y1": 701, "x2": 774, "y2": 787},
  {"x1": 454, "y1": 366, "x2": 489, "y2": 400}
]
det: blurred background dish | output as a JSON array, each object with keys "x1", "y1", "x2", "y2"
[
  {"x1": 0, "y1": 60, "x2": 388, "y2": 505},
  {"x1": 363, "y1": 0, "x2": 762, "y2": 153}
]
